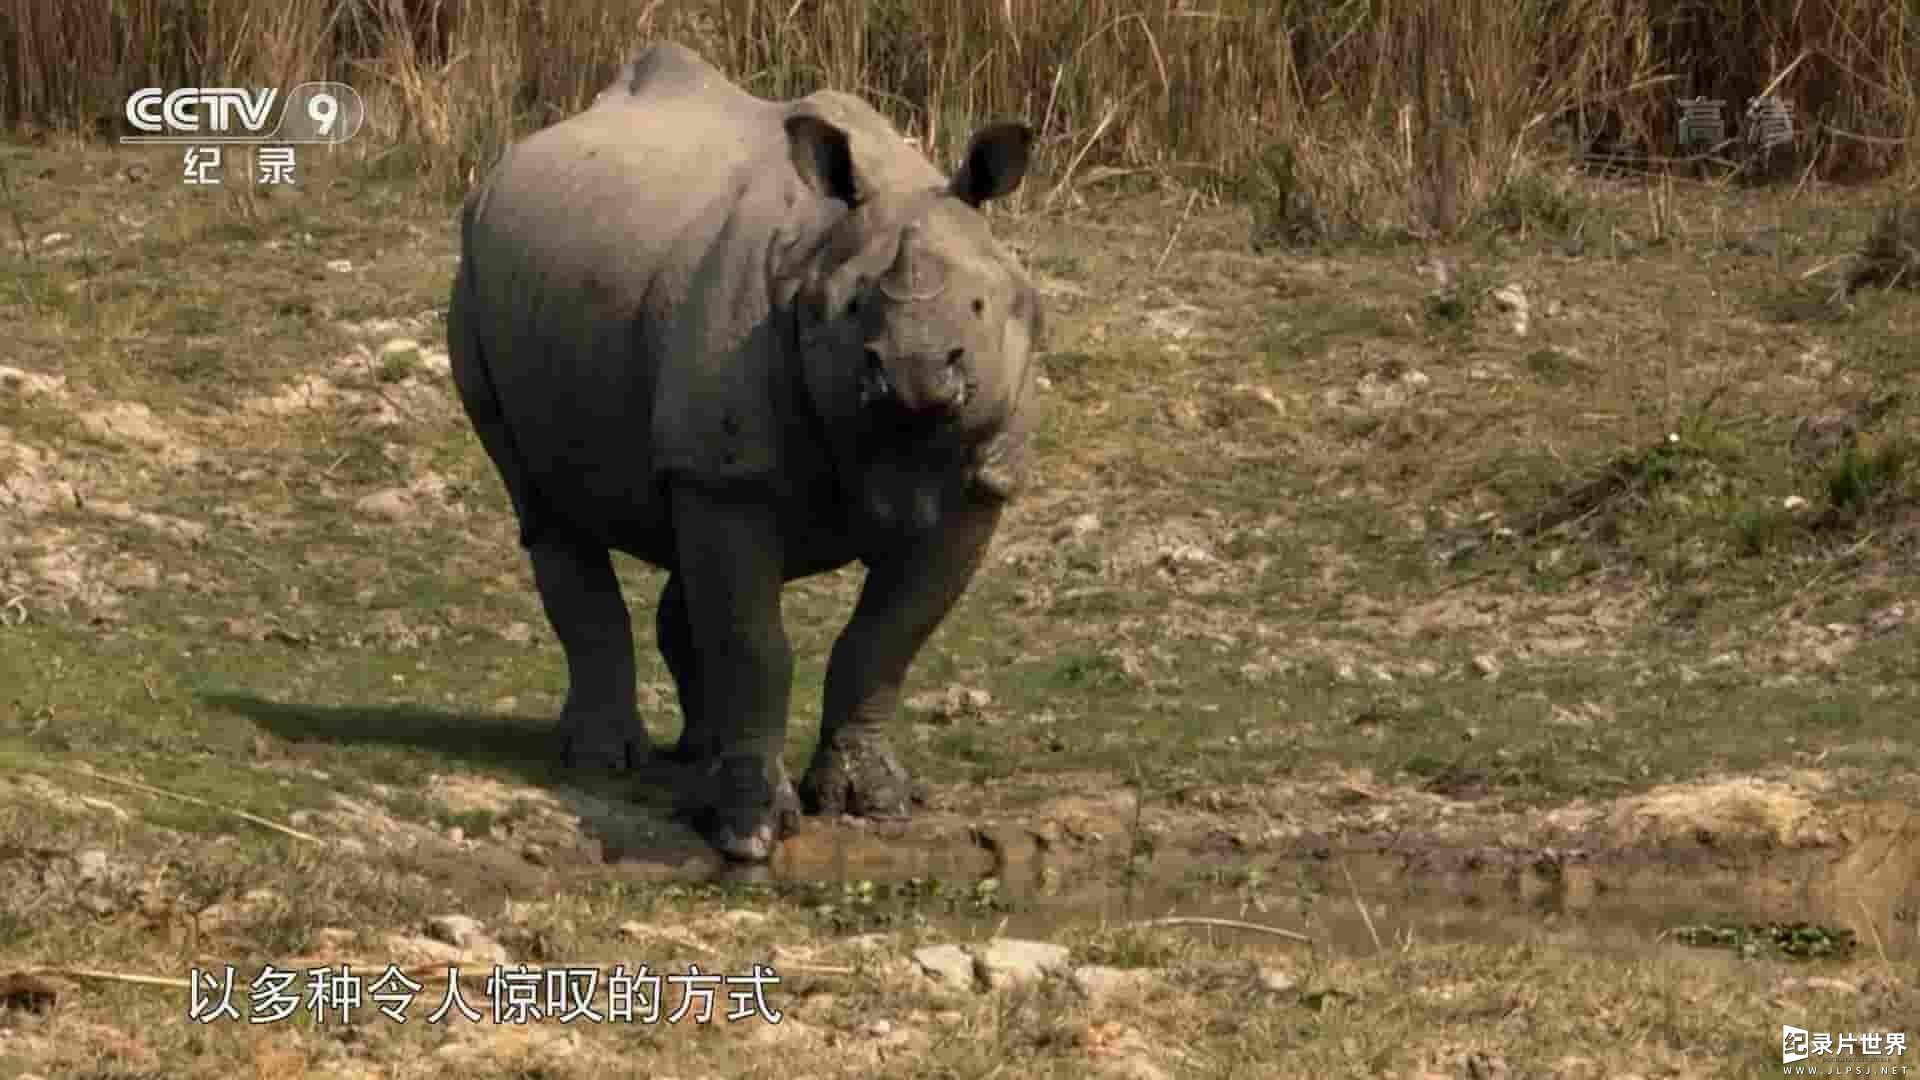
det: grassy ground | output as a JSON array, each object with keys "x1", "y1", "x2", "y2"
[{"x1": 1, "y1": 138, "x2": 1918, "y2": 1077}]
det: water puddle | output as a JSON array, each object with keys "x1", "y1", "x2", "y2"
[{"x1": 701, "y1": 804, "x2": 1920, "y2": 961}]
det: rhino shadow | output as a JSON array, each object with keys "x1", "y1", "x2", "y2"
[{"x1": 204, "y1": 692, "x2": 718, "y2": 868}]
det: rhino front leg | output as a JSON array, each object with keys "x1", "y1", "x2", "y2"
[
  {"x1": 653, "y1": 573, "x2": 711, "y2": 765},
  {"x1": 667, "y1": 481, "x2": 801, "y2": 862},
  {"x1": 802, "y1": 501, "x2": 1002, "y2": 818},
  {"x1": 528, "y1": 535, "x2": 648, "y2": 770}
]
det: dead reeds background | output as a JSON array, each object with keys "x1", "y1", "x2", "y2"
[{"x1": 3, "y1": 0, "x2": 1916, "y2": 229}]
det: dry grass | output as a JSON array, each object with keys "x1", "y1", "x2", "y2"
[{"x1": 4, "y1": 0, "x2": 1919, "y2": 221}]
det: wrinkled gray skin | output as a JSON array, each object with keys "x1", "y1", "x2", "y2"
[{"x1": 447, "y1": 44, "x2": 1043, "y2": 862}]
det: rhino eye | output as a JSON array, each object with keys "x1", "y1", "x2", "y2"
[{"x1": 971, "y1": 298, "x2": 984, "y2": 317}]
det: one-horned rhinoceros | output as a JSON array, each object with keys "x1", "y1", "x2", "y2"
[{"x1": 447, "y1": 44, "x2": 1043, "y2": 862}]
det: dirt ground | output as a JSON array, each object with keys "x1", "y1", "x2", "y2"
[{"x1": 1, "y1": 136, "x2": 1918, "y2": 1076}]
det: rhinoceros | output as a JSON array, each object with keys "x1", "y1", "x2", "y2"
[{"x1": 446, "y1": 43, "x2": 1043, "y2": 862}]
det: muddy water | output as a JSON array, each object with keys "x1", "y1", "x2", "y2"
[{"x1": 716, "y1": 810, "x2": 1920, "y2": 961}]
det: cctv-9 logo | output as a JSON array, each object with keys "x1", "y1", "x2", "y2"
[{"x1": 277, "y1": 83, "x2": 366, "y2": 144}]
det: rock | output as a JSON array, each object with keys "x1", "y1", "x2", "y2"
[
  {"x1": 78, "y1": 403, "x2": 200, "y2": 467},
  {"x1": 72, "y1": 849, "x2": 112, "y2": 884},
  {"x1": 911, "y1": 944, "x2": 976, "y2": 991},
  {"x1": 1782, "y1": 494, "x2": 1809, "y2": 512},
  {"x1": 421, "y1": 914, "x2": 508, "y2": 964},
  {"x1": 904, "y1": 685, "x2": 992, "y2": 721},
  {"x1": 973, "y1": 938, "x2": 1070, "y2": 990},
  {"x1": 326, "y1": 259, "x2": 354, "y2": 273},
  {"x1": 1867, "y1": 604, "x2": 1906, "y2": 635},
  {"x1": 1470, "y1": 654, "x2": 1502, "y2": 680},
  {"x1": 1099, "y1": 1059, "x2": 1172, "y2": 1080},
  {"x1": 748, "y1": 1016, "x2": 820, "y2": 1047},
  {"x1": 865, "y1": 1019, "x2": 893, "y2": 1037},
  {"x1": 1354, "y1": 365, "x2": 1426, "y2": 409},
  {"x1": 379, "y1": 338, "x2": 422, "y2": 364},
  {"x1": 1777, "y1": 975, "x2": 1861, "y2": 995},
  {"x1": 381, "y1": 933, "x2": 466, "y2": 967},
  {"x1": 354, "y1": 488, "x2": 415, "y2": 521},
  {"x1": 1158, "y1": 542, "x2": 1215, "y2": 570},
  {"x1": 843, "y1": 932, "x2": 891, "y2": 953},
  {"x1": 1144, "y1": 305, "x2": 1200, "y2": 341},
  {"x1": 1606, "y1": 778, "x2": 1832, "y2": 850},
  {"x1": 1075, "y1": 1022, "x2": 1173, "y2": 1079},
  {"x1": 616, "y1": 921, "x2": 710, "y2": 954},
  {"x1": 499, "y1": 621, "x2": 534, "y2": 644},
  {"x1": 434, "y1": 1024, "x2": 579, "y2": 1065},
  {"x1": 1491, "y1": 284, "x2": 1529, "y2": 336},
  {"x1": 0, "y1": 366, "x2": 67, "y2": 398},
  {"x1": 1056, "y1": 512, "x2": 1103, "y2": 542},
  {"x1": 1070, "y1": 965, "x2": 1159, "y2": 1004},
  {"x1": 1236, "y1": 383, "x2": 1286, "y2": 414},
  {"x1": 1413, "y1": 255, "x2": 1453, "y2": 287},
  {"x1": 1252, "y1": 966, "x2": 1298, "y2": 994}
]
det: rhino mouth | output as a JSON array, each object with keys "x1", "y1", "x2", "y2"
[
  {"x1": 857, "y1": 389, "x2": 965, "y2": 443},
  {"x1": 857, "y1": 347, "x2": 975, "y2": 414}
]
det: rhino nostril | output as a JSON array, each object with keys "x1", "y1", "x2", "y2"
[
  {"x1": 945, "y1": 348, "x2": 965, "y2": 369},
  {"x1": 864, "y1": 348, "x2": 884, "y2": 372}
]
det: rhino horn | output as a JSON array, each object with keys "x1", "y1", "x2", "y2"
[{"x1": 879, "y1": 224, "x2": 946, "y2": 303}]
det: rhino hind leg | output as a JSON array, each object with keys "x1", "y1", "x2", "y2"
[
  {"x1": 528, "y1": 535, "x2": 650, "y2": 770},
  {"x1": 801, "y1": 502, "x2": 1002, "y2": 819},
  {"x1": 800, "y1": 724, "x2": 915, "y2": 819}
]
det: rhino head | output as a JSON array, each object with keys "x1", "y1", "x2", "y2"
[{"x1": 783, "y1": 109, "x2": 1042, "y2": 535}]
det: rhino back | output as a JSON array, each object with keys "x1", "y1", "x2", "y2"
[{"x1": 458, "y1": 54, "x2": 820, "y2": 555}]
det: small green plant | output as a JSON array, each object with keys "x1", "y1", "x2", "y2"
[
  {"x1": 1672, "y1": 921, "x2": 1857, "y2": 960},
  {"x1": 1523, "y1": 347, "x2": 1579, "y2": 385},
  {"x1": 1031, "y1": 252, "x2": 1085, "y2": 278},
  {"x1": 377, "y1": 346, "x2": 419, "y2": 383},
  {"x1": 1729, "y1": 505, "x2": 1798, "y2": 556},
  {"x1": 1241, "y1": 142, "x2": 1328, "y2": 253},
  {"x1": 1822, "y1": 439, "x2": 1912, "y2": 524},
  {"x1": 1846, "y1": 199, "x2": 1920, "y2": 294},
  {"x1": 1473, "y1": 171, "x2": 1589, "y2": 240},
  {"x1": 1423, "y1": 267, "x2": 1497, "y2": 329}
]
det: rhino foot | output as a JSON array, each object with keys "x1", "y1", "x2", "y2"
[
  {"x1": 658, "y1": 731, "x2": 712, "y2": 766},
  {"x1": 676, "y1": 754, "x2": 801, "y2": 863},
  {"x1": 557, "y1": 715, "x2": 649, "y2": 772},
  {"x1": 799, "y1": 728, "x2": 915, "y2": 819}
]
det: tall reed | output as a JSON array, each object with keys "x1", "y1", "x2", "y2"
[{"x1": 4, "y1": 0, "x2": 1914, "y2": 214}]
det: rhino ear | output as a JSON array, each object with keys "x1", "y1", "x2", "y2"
[
  {"x1": 950, "y1": 122, "x2": 1033, "y2": 207},
  {"x1": 786, "y1": 111, "x2": 861, "y2": 206}
]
